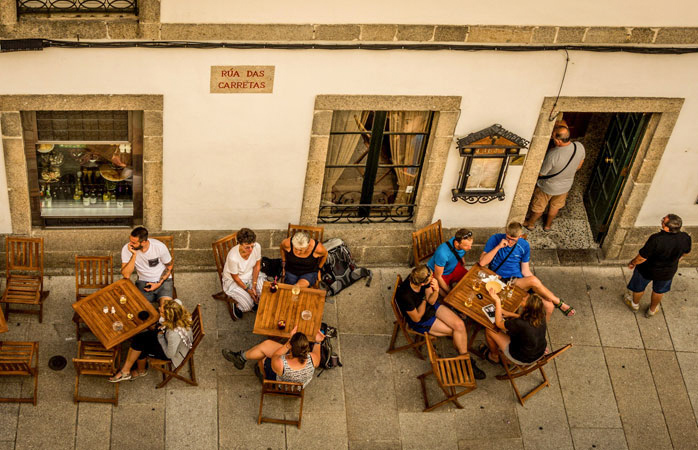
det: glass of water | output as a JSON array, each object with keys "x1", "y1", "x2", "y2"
[{"x1": 301, "y1": 310, "x2": 312, "y2": 320}]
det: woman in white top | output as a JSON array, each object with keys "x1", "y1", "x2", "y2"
[
  {"x1": 221, "y1": 228, "x2": 266, "y2": 316},
  {"x1": 109, "y1": 298, "x2": 194, "y2": 382}
]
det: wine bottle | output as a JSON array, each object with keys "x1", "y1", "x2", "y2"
[
  {"x1": 89, "y1": 189, "x2": 97, "y2": 204},
  {"x1": 45, "y1": 186, "x2": 52, "y2": 208}
]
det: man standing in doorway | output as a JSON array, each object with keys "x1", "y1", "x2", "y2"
[
  {"x1": 624, "y1": 214, "x2": 691, "y2": 318},
  {"x1": 523, "y1": 124, "x2": 585, "y2": 231}
]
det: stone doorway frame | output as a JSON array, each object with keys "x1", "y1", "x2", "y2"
[{"x1": 507, "y1": 96, "x2": 683, "y2": 260}]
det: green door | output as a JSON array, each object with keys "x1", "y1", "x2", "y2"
[{"x1": 584, "y1": 113, "x2": 650, "y2": 243}]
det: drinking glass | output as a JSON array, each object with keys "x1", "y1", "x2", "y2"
[
  {"x1": 473, "y1": 279, "x2": 483, "y2": 292},
  {"x1": 464, "y1": 292, "x2": 473, "y2": 308},
  {"x1": 112, "y1": 321, "x2": 124, "y2": 332},
  {"x1": 291, "y1": 285, "x2": 301, "y2": 302},
  {"x1": 119, "y1": 295, "x2": 127, "y2": 305},
  {"x1": 301, "y1": 310, "x2": 312, "y2": 321}
]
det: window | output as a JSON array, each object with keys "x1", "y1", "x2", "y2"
[
  {"x1": 23, "y1": 110, "x2": 142, "y2": 227},
  {"x1": 16, "y1": 0, "x2": 138, "y2": 15},
  {"x1": 319, "y1": 110, "x2": 434, "y2": 223}
]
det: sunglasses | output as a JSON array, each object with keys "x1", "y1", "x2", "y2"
[{"x1": 417, "y1": 268, "x2": 433, "y2": 284}]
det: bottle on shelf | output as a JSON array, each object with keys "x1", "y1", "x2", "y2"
[
  {"x1": 89, "y1": 189, "x2": 97, "y2": 205},
  {"x1": 102, "y1": 188, "x2": 111, "y2": 207},
  {"x1": 45, "y1": 186, "x2": 52, "y2": 208}
]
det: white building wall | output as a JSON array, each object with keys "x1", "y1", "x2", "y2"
[
  {"x1": 0, "y1": 138, "x2": 12, "y2": 233},
  {"x1": 0, "y1": 47, "x2": 697, "y2": 230},
  {"x1": 161, "y1": 0, "x2": 698, "y2": 27}
]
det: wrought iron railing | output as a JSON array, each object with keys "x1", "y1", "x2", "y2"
[
  {"x1": 17, "y1": 0, "x2": 138, "y2": 14},
  {"x1": 318, "y1": 203, "x2": 414, "y2": 224}
]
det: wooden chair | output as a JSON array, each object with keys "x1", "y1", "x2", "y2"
[
  {"x1": 151, "y1": 235, "x2": 177, "y2": 298},
  {"x1": 257, "y1": 360, "x2": 305, "y2": 428},
  {"x1": 73, "y1": 255, "x2": 113, "y2": 340},
  {"x1": 496, "y1": 343, "x2": 572, "y2": 406},
  {"x1": 1, "y1": 237, "x2": 49, "y2": 323},
  {"x1": 411, "y1": 220, "x2": 443, "y2": 266},
  {"x1": 386, "y1": 275, "x2": 433, "y2": 359},
  {"x1": 211, "y1": 233, "x2": 240, "y2": 321},
  {"x1": 417, "y1": 333, "x2": 476, "y2": 412},
  {"x1": 0, "y1": 341, "x2": 39, "y2": 405},
  {"x1": 72, "y1": 341, "x2": 120, "y2": 406},
  {"x1": 148, "y1": 304, "x2": 205, "y2": 389},
  {"x1": 287, "y1": 224, "x2": 324, "y2": 243}
]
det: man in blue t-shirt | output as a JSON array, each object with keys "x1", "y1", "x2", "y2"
[
  {"x1": 427, "y1": 229, "x2": 473, "y2": 296},
  {"x1": 479, "y1": 221, "x2": 575, "y2": 319}
]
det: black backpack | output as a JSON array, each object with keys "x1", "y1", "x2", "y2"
[
  {"x1": 261, "y1": 257, "x2": 283, "y2": 279},
  {"x1": 316, "y1": 322, "x2": 341, "y2": 377},
  {"x1": 320, "y1": 238, "x2": 372, "y2": 296}
]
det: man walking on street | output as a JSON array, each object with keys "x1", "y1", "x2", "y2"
[
  {"x1": 523, "y1": 123, "x2": 585, "y2": 231},
  {"x1": 624, "y1": 214, "x2": 692, "y2": 318}
]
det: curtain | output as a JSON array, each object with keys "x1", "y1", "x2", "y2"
[
  {"x1": 388, "y1": 112, "x2": 429, "y2": 204},
  {"x1": 322, "y1": 111, "x2": 369, "y2": 204}
]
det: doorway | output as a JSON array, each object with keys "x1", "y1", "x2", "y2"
[{"x1": 524, "y1": 111, "x2": 649, "y2": 250}]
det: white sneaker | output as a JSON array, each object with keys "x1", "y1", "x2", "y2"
[
  {"x1": 623, "y1": 293, "x2": 639, "y2": 312},
  {"x1": 645, "y1": 305, "x2": 659, "y2": 318}
]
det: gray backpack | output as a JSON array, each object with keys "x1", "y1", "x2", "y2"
[{"x1": 320, "y1": 238, "x2": 372, "y2": 296}]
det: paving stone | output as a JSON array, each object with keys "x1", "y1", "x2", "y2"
[
  {"x1": 337, "y1": 270, "x2": 392, "y2": 335},
  {"x1": 218, "y1": 375, "x2": 286, "y2": 449},
  {"x1": 286, "y1": 410, "x2": 348, "y2": 450},
  {"x1": 676, "y1": 351, "x2": 698, "y2": 427},
  {"x1": 583, "y1": 267, "x2": 643, "y2": 349},
  {"x1": 0, "y1": 401, "x2": 19, "y2": 442},
  {"x1": 166, "y1": 388, "x2": 217, "y2": 450},
  {"x1": 514, "y1": 361, "x2": 574, "y2": 450},
  {"x1": 570, "y1": 428, "x2": 628, "y2": 450},
  {"x1": 458, "y1": 437, "x2": 524, "y2": 450},
  {"x1": 535, "y1": 267, "x2": 600, "y2": 347},
  {"x1": 452, "y1": 378, "x2": 521, "y2": 441},
  {"x1": 342, "y1": 334, "x2": 400, "y2": 442},
  {"x1": 659, "y1": 288, "x2": 697, "y2": 352},
  {"x1": 398, "y1": 411, "x2": 458, "y2": 450},
  {"x1": 75, "y1": 403, "x2": 112, "y2": 450},
  {"x1": 604, "y1": 347, "x2": 672, "y2": 450},
  {"x1": 111, "y1": 403, "x2": 165, "y2": 450},
  {"x1": 668, "y1": 267, "x2": 698, "y2": 292},
  {"x1": 291, "y1": 363, "x2": 345, "y2": 414},
  {"x1": 647, "y1": 350, "x2": 698, "y2": 449},
  {"x1": 555, "y1": 344, "x2": 621, "y2": 428},
  {"x1": 349, "y1": 440, "x2": 402, "y2": 450},
  {"x1": 620, "y1": 267, "x2": 673, "y2": 350}
]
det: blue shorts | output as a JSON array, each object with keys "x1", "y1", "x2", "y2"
[
  {"x1": 284, "y1": 271, "x2": 318, "y2": 286},
  {"x1": 407, "y1": 302, "x2": 442, "y2": 333},
  {"x1": 627, "y1": 268, "x2": 673, "y2": 294},
  {"x1": 263, "y1": 357, "x2": 277, "y2": 381}
]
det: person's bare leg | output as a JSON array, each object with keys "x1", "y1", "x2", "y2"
[
  {"x1": 131, "y1": 358, "x2": 147, "y2": 377},
  {"x1": 111, "y1": 347, "x2": 142, "y2": 379},
  {"x1": 524, "y1": 211, "x2": 543, "y2": 229},
  {"x1": 485, "y1": 328, "x2": 511, "y2": 362},
  {"x1": 244, "y1": 340, "x2": 284, "y2": 361},
  {"x1": 632, "y1": 290, "x2": 644, "y2": 305},
  {"x1": 295, "y1": 278, "x2": 311, "y2": 288},
  {"x1": 515, "y1": 276, "x2": 560, "y2": 319},
  {"x1": 433, "y1": 307, "x2": 468, "y2": 354},
  {"x1": 649, "y1": 291, "x2": 664, "y2": 313},
  {"x1": 544, "y1": 206, "x2": 561, "y2": 230}
]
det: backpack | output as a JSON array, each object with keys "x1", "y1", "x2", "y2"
[
  {"x1": 261, "y1": 257, "x2": 283, "y2": 280},
  {"x1": 320, "y1": 238, "x2": 372, "y2": 296},
  {"x1": 316, "y1": 322, "x2": 341, "y2": 377}
]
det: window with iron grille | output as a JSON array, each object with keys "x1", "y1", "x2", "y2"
[
  {"x1": 16, "y1": 0, "x2": 138, "y2": 15},
  {"x1": 319, "y1": 110, "x2": 434, "y2": 223}
]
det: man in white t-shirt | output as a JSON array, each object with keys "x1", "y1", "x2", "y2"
[
  {"x1": 121, "y1": 226, "x2": 173, "y2": 306},
  {"x1": 222, "y1": 228, "x2": 266, "y2": 317}
]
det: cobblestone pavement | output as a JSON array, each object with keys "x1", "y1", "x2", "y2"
[{"x1": 0, "y1": 265, "x2": 697, "y2": 450}]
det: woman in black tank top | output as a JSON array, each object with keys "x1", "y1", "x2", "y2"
[{"x1": 280, "y1": 232, "x2": 328, "y2": 287}]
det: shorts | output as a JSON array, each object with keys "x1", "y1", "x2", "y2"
[
  {"x1": 627, "y1": 268, "x2": 673, "y2": 294},
  {"x1": 530, "y1": 186, "x2": 568, "y2": 214},
  {"x1": 284, "y1": 271, "x2": 318, "y2": 287},
  {"x1": 502, "y1": 343, "x2": 540, "y2": 366},
  {"x1": 407, "y1": 302, "x2": 442, "y2": 333},
  {"x1": 263, "y1": 357, "x2": 277, "y2": 381},
  {"x1": 136, "y1": 278, "x2": 173, "y2": 305},
  {"x1": 130, "y1": 329, "x2": 169, "y2": 361},
  {"x1": 442, "y1": 263, "x2": 467, "y2": 287}
]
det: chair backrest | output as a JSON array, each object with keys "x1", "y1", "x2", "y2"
[
  {"x1": 287, "y1": 224, "x2": 324, "y2": 243},
  {"x1": 75, "y1": 255, "x2": 113, "y2": 301},
  {"x1": 389, "y1": 275, "x2": 408, "y2": 328},
  {"x1": 0, "y1": 342, "x2": 35, "y2": 375},
  {"x1": 424, "y1": 333, "x2": 476, "y2": 388},
  {"x1": 211, "y1": 233, "x2": 238, "y2": 280},
  {"x1": 411, "y1": 220, "x2": 443, "y2": 265},
  {"x1": 6, "y1": 237, "x2": 44, "y2": 276},
  {"x1": 190, "y1": 304, "x2": 205, "y2": 352},
  {"x1": 262, "y1": 379, "x2": 304, "y2": 395}
]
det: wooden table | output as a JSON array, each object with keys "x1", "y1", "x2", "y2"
[
  {"x1": 72, "y1": 279, "x2": 158, "y2": 349},
  {"x1": 443, "y1": 263, "x2": 528, "y2": 355},
  {"x1": 253, "y1": 282, "x2": 326, "y2": 342}
]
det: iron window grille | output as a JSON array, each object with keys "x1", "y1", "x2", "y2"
[
  {"x1": 452, "y1": 124, "x2": 529, "y2": 204},
  {"x1": 16, "y1": 0, "x2": 138, "y2": 15},
  {"x1": 319, "y1": 110, "x2": 434, "y2": 223}
]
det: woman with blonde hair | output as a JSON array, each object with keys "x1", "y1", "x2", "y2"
[
  {"x1": 109, "y1": 298, "x2": 194, "y2": 382},
  {"x1": 482, "y1": 289, "x2": 548, "y2": 365}
]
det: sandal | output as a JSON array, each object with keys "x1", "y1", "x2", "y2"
[
  {"x1": 523, "y1": 223, "x2": 535, "y2": 231},
  {"x1": 130, "y1": 370, "x2": 148, "y2": 379},
  {"x1": 108, "y1": 371, "x2": 132, "y2": 383},
  {"x1": 478, "y1": 345, "x2": 500, "y2": 365},
  {"x1": 555, "y1": 300, "x2": 576, "y2": 317}
]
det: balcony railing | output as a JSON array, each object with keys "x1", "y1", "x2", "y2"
[{"x1": 17, "y1": 0, "x2": 138, "y2": 15}]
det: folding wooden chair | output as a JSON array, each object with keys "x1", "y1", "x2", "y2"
[
  {"x1": 417, "y1": 333, "x2": 476, "y2": 412},
  {"x1": 386, "y1": 275, "x2": 433, "y2": 359},
  {"x1": 72, "y1": 341, "x2": 120, "y2": 405},
  {"x1": 411, "y1": 220, "x2": 443, "y2": 266},
  {"x1": 0, "y1": 341, "x2": 39, "y2": 405},
  {"x1": 151, "y1": 235, "x2": 177, "y2": 298},
  {"x1": 287, "y1": 224, "x2": 324, "y2": 243},
  {"x1": 211, "y1": 233, "x2": 240, "y2": 321},
  {"x1": 1, "y1": 237, "x2": 49, "y2": 322},
  {"x1": 496, "y1": 343, "x2": 572, "y2": 406},
  {"x1": 257, "y1": 360, "x2": 305, "y2": 429},
  {"x1": 148, "y1": 304, "x2": 205, "y2": 388},
  {"x1": 73, "y1": 255, "x2": 113, "y2": 340}
]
